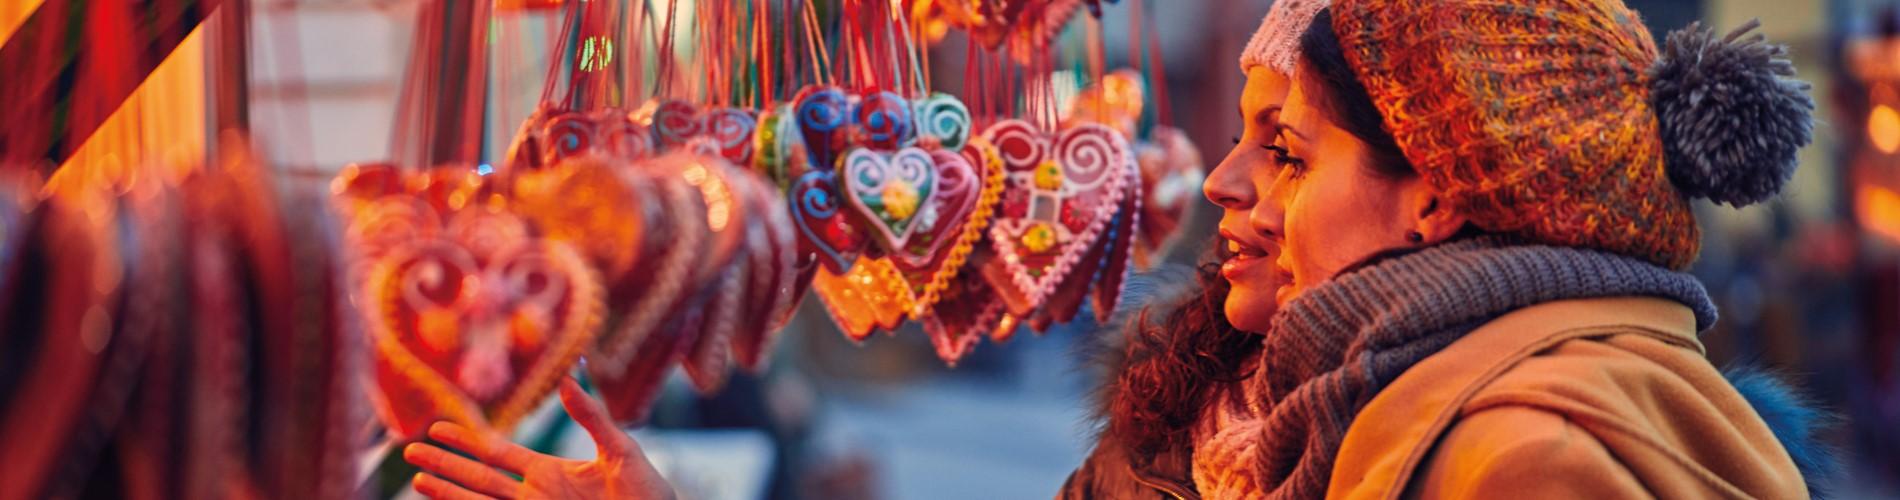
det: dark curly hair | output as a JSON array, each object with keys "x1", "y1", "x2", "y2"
[{"x1": 1093, "y1": 241, "x2": 1262, "y2": 459}]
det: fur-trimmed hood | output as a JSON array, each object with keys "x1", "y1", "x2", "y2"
[
  {"x1": 1723, "y1": 363, "x2": 1843, "y2": 497},
  {"x1": 1064, "y1": 264, "x2": 1258, "y2": 499}
]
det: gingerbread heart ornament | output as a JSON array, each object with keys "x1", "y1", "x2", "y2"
[
  {"x1": 653, "y1": 100, "x2": 706, "y2": 152},
  {"x1": 839, "y1": 147, "x2": 939, "y2": 251},
  {"x1": 360, "y1": 201, "x2": 604, "y2": 438},
  {"x1": 914, "y1": 93, "x2": 973, "y2": 151},
  {"x1": 503, "y1": 108, "x2": 654, "y2": 170},
  {"x1": 851, "y1": 90, "x2": 918, "y2": 150},
  {"x1": 916, "y1": 245, "x2": 1011, "y2": 363},
  {"x1": 702, "y1": 107, "x2": 758, "y2": 165},
  {"x1": 890, "y1": 141, "x2": 1003, "y2": 315},
  {"x1": 979, "y1": 120, "x2": 1130, "y2": 316},
  {"x1": 731, "y1": 176, "x2": 800, "y2": 371},
  {"x1": 793, "y1": 86, "x2": 851, "y2": 169},
  {"x1": 789, "y1": 170, "x2": 869, "y2": 274},
  {"x1": 589, "y1": 154, "x2": 758, "y2": 377},
  {"x1": 1025, "y1": 164, "x2": 1139, "y2": 333},
  {"x1": 811, "y1": 257, "x2": 915, "y2": 341},
  {"x1": 753, "y1": 104, "x2": 809, "y2": 189}
]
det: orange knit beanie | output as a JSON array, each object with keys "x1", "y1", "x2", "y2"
[{"x1": 1327, "y1": 0, "x2": 1814, "y2": 269}]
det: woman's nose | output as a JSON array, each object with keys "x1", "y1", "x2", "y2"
[
  {"x1": 1251, "y1": 174, "x2": 1290, "y2": 238},
  {"x1": 1204, "y1": 151, "x2": 1257, "y2": 210}
]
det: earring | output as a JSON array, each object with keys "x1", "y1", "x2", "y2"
[{"x1": 1406, "y1": 231, "x2": 1424, "y2": 244}]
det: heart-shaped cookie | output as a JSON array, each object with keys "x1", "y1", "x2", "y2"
[
  {"x1": 793, "y1": 86, "x2": 851, "y2": 170},
  {"x1": 914, "y1": 92, "x2": 973, "y2": 151},
  {"x1": 810, "y1": 257, "x2": 915, "y2": 341},
  {"x1": 652, "y1": 100, "x2": 706, "y2": 152},
  {"x1": 682, "y1": 265, "x2": 745, "y2": 394},
  {"x1": 788, "y1": 170, "x2": 869, "y2": 274},
  {"x1": 915, "y1": 245, "x2": 1010, "y2": 363},
  {"x1": 979, "y1": 120, "x2": 1131, "y2": 316},
  {"x1": 504, "y1": 108, "x2": 653, "y2": 170},
  {"x1": 510, "y1": 156, "x2": 697, "y2": 382},
  {"x1": 588, "y1": 154, "x2": 767, "y2": 377},
  {"x1": 731, "y1": 175, "x2": 800, "y2": 371},
  {"x1": 564, "y1": 153, "x2": 793, "y2": 422},
  {"x1": 753, "y1": 103, "x2": 808, "y2": 189},
  {"x1": 360, "y1": 203, "x2": 604, "y2": 438},
  {"x1": 852, "y1": 90, "x2": 917, "y2": 150},
  {"x1": 590, "y1": 281, "x2": 712, "y2": 425},
  {"x1": 889, "y1": 141, "x2": 1003, "y2": 315},
  {"x1": 839, "y1": 147, "x2": 939, "y2": 252},
  {"x1": 703, "y1": 107, "x2": 758, "y2": 165},
  {"x1": 1025, "y1": 161, "x2": 1142, "y2": 332}
]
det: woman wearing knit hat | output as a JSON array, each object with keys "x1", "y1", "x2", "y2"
[{"x1": 1186, "y1": 0, "x2": 1831, "y2": 497}]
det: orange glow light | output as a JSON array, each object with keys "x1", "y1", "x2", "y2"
[{"x1": 1870, "y1": 105, "x2": 1900, "y2": 153}]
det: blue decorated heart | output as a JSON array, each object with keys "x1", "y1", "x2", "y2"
[{"x1": 788, "y1": 170, "x2": 868, "y2": 274}]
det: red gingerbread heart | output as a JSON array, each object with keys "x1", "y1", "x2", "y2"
[
  {"x1": 353, "y1": 188, "x2": 605, "y2": 438},
  {"x1": 978, "y1": 120, "x2": 1132, "y2": 317}
]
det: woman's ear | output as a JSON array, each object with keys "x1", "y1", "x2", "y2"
[{"x1": 1406, "y1": 183, "x2": 1468, "y2": 245}]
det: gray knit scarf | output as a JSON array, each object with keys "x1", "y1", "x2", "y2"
[{"x1": 1249, "y1": 236, "x2": 1718, "y2": 498}]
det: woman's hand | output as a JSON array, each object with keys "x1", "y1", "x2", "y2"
[{"x1": 403, "y1": 379, "x2": 675, "y2": 499}]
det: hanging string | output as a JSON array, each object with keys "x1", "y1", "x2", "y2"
[
  {"x1": 891, "y1": 0, "x2": 926, "y2": 96},
  {"x1": 1044, "y1": 41, "x2": 1059, "y2": 130},
  {"x1": 622, "y1": 0, "x2": 642, "y2": 102},
  {"x1": 964, "y1": 37, "x2": 979, "y2": 127},
  {"x1": 390, "y1": 1, "x2": 435, "y2": 165},
  {"x1": 914, "y1": 11, "x2": 931, "y2": 94},
  {"x1": 781, "y1": 0, "x2": 797, "y2": 95},
  {"x1": 801, "y1": 0, "x2": 831, "y2": 87},
  {"x1": 847, "y1": 1, "x2": 876, "y2": 90},
  {"x1": 537, "y1": 1, "x2": 574, "y2": 107},
  {"x1": 656, "y1": 0, "x2": 681, "y2": 98},
  {"x1": 1128, "y1": 0, "x2": 1149, "y2": 136},
  {"x1": 640, "y1": 0, "x2": 663, "y2": 101},
  {"x1": 755, "y1": 0, "x2": 770, "y2": 107},
  {"x1": 877, "y1": 0, "x2": 898, "y2": 93},
  {"x1": 1143, "y1": 0, "x2": 1172, "y2": 127},
  {"x1": 1085, "y1": 13, "x2": 1107, "y2": 127}
]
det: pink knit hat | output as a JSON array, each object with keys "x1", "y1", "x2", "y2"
[{"x1": 1238, "y1": 0, "x2": 1331, "y2": 74}]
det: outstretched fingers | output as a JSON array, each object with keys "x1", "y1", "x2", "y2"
[
  {"x1": 412, "y1": 472, "x2": 500, "y2": 500},
  {"x1": 559, "y1": 378, "x2": 634, "y2": 459},
  {"x1": 427, "y1": 421, "x2": 540, "y2": 475},
  {"x1": 404, "y1": 443, "x2": 522, "y2": 499}
]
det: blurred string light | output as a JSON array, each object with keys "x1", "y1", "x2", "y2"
[
  {"x1": 1871, "y1": 104, "x2": 1900, "y2": 154},
  {"x1": 1857, "y1": 184, "x2": 1900, "y2": 243},
  {"x1": 1847, "y1": 30, "x2": 1900, "y2": 245}
]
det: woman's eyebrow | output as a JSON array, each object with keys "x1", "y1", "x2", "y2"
[
  {"x1": 1280, "y1": 120, "x2": 1309, "y2": 141},
  {"x1": 1252, "y1": 105, "x2": 1282, "y2": 126}
]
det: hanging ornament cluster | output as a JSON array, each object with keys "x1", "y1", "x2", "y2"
[
  {"x1": 341, "y1": 0, "x2": 1197, "y2": 432},
  {"x1": 1, "y1": 143, "x2": 362, "y2": 499},
  {"x1": 340, "y1": 0, "x2": 800, "y2": 433}
]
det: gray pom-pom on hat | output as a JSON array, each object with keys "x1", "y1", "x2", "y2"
[{"x1": 1649, "y1": 19, "x2": 1815, "y2": 207}]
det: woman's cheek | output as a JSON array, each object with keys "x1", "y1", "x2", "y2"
[
  {"x1": 1285, "y1": 168, "x2": 1358, "y2": 288},
  {"x1": 1283, "y1": 180, "x2": 1325, "y2": 287}
]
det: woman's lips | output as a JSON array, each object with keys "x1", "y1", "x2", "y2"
[{"x1": 1220, "y1": 238, "x2": 1275, "y2": 283}]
